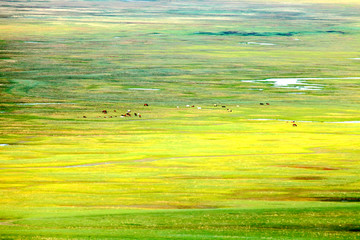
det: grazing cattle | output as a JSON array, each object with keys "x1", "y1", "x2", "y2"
[
  {"x1": 121, "y1": 114, "x2": 126, "y2": 117},
  {"x1": 222, "y1": 106, "x2": 226, "y2": 108},
  {"x1": 114, "y1": 110, "x2": 117, "y2": 112},
  {"x1": 127, "y1": 110, "x2": 131, "y2": 112},
  {"x1": 293, "y1": 124, "x2": 297, "y2": 127},
  {"x1": 139, "y1": 114, "x2": 141, "y2": 118},
  {"x1": 102, "y1": 110, "x2": 107, "y2": 114},
  {"x1": 228, "y1": 109, "x2": 232, "y2": 112},
  {"x1": 198, "y1": 107, "x2": 201, "y2": 110},
  {"x1": 83, "y1": 116, "x2": 87, "y2": 118},
  {"x1": 266, "y1": 103, "x2": 270, "y2": 105},
  {"x1": 192, "y1": 105, "x2": 195, "y2": 107},
  {"x1": 260, "y1": 103, "x2": 264, "y2": 105},
  {"x1": 134, "y1": 113, "x2": 138, "y2": 116},
  {"x1": 214, "y1": 104, "x2": 217, "y2": 107},
  {"x1": 126, "y1": 113, "x2": 131, "y2": 117},
  {"x1": 186, "y1": 105, "x2": 190, "y2": 107},
  {"x1": 144, "y1": 104, "x2": 149, "y2": 106}
]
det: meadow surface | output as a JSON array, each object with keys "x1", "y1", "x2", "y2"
[{"x1": 0, "y1": 0, "x2": 360, "y2": 239}]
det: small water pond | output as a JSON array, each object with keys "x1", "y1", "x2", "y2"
[{"x1": 242, "y1": 77, "x2": 360, "y2": 91}]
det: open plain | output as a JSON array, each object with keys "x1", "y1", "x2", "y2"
[{"x1": 0, "y1": 0, "x2": 360, "y2": 239}]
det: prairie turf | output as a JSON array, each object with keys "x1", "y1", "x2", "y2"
[{"x1": 0, "y1": 0, "x2": 360, "y2": 239}]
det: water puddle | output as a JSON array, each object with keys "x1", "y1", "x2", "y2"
[
  {"x1": 128, "y1": 88, "x2": 160, "y2": 91},
  {"x1": 245, "y1": 42, "x2": 276, "y2": 46},
  {"x1": 0, "y1": 144, "x2": 9, "y2": 146},
  {"x1": 242, "y1": 77, "x2": 360, "y2": 91},
  {"x1": 24, "y1": 41, "x2": 43, "y2": 44}
]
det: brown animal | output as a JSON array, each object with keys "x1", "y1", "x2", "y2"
[
  {"x1": 83, "y1": 116, "x2": 87, "y2": 118},
  {"x1": 293, "y1": 124, "x2": 297, "y2": 127},
  {"x1": 102, "y1": 110, "x2": 107, "y2": 114},
  {"x1": 260, "y1": 103, "x2": 264, "y2": 105},
  {"x1": 266, "y1": 103, "x2": 270, "y2": 105},
  {"x1": 144, "y1": 104, "x2": 149, "y2": 106},
  {"x1": 139, "y1": 114, "x2": 141, "y2": 118}
]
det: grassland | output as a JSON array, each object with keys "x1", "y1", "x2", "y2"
[{"x1": 0, "y1": 0, "x2": 360, "y2": 239}]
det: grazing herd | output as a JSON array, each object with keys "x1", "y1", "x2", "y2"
[{"x1": 82, "y1": 102, "x2": 299, "y2": 127}]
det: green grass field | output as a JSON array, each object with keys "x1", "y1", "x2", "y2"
[{"x1": 0, "y1": 0, "x2": 360, "y2": 239}]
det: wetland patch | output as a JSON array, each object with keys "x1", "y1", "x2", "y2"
[
  {"x1": 243, "y1": 77, "x2": 360, "y2": 91},
  {"x1": 195, "y1": 30, "x2": 346, "y2": 37},
  {"x1": 242, "y1": 42, "x2": 276, "y2": 46}
]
